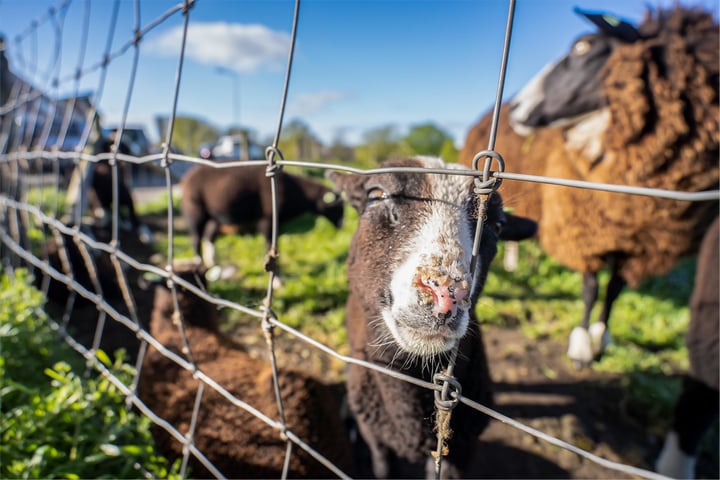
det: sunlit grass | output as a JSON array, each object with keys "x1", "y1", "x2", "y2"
[{"x1": 480, "y1": 241, "x2": 694, "y2": 375}]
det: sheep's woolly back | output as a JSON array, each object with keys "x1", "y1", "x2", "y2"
[
  {"x1": 563, "y1": 6, "x2": 719, "y2": 285},
  {"x1": 461, "y1": 6, "x2": 719, "y2": 287}
]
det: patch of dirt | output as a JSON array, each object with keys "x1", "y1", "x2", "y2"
[{"x1": 469, "y1": 326, "x2": 669, "y2": 479}]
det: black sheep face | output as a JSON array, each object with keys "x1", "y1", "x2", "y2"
[
  {"x1": 329, "y1": 157, "x2": 506, "y2": 358},
  {"x1": 508, "y1": 9, "x2": 640, "y2": 134}
]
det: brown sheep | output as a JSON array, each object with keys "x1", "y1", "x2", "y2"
[
  {"x1": 65, "y1": 137, "x2": 154, "y2": 245},
  {"x1": 138, "y1": 260, "x2": 354, "y2": 478},
  {"x1": 461, "y1": 6, "x2": 719, "y2": 366},
  {"x1": 180, "y1": 164, "x2": 344, "y2": 276}
]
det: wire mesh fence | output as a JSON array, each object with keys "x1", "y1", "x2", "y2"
[{"x1": 0, "y1": 0, "x2": 717, "y2": 479}]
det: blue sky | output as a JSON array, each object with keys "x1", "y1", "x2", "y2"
[{"x1": 1, "y1": 0, "x2": 718, "y2": 148}]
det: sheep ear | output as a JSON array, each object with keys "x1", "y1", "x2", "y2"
[
  {"x1": 499, "y1": 213, "x2": 537, "y2": 242},
  {"x1": 326, "y1": 170, "x2": 366, "y2": 212},
  {"x1": 574, "y1": 7, "x2": 640, "y2": 43}
]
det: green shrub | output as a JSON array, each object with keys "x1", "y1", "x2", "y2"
[{"x1": 0, "y1": 270, "x2": 181, "y2": 479}]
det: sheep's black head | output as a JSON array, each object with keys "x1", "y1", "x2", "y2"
[
  {"x1": 92, "y1": 136, "x2": 132, "y2": 158},
  {"x1": 329, "y1": 157, "x2": 535, "y2": 358},
  {"x1": 509, "y1": 8, "x2": 640, "y2": 135}
]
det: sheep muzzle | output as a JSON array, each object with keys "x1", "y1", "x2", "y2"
[{"x1": 414, "y1": 264, "x2": 471, "y2": 321}]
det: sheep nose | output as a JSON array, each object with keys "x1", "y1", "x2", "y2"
[{"x1": 415, "y1": 270, "x2": 470, "y2": 319}]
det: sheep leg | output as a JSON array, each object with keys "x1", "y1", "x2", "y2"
[
  {"x1": 201, "y1": 219, "x2": 219, "y2": 268},
  {"x1": 567, "y1": 272, "x2": 599, "y2": 366},
  {"x1": 589, "y1": 270, "x2": 625, "y2": 358},
  {"x1": 580, "y1": 272, "x2": 599, "y2": 329},
  {"x1": 655, "y1": 376, "x2": 719, "y2": 478},
  {"x1": 118, "y1": 185, "x2": 154, "y2": 244}
]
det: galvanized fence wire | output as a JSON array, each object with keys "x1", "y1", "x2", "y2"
[{"x1": 0, "y1": 0, "x2": 716, "y2": 479}]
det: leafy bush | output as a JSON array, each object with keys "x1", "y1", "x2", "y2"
[{"x1": 0, "y1": 269, "x2": 181, "y2": 479}]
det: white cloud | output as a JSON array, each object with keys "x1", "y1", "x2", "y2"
[
  {"x1": 287, "y1": 90, "x2": 355, "y2": 115},
  {"x1": 147, "y1": 22, "x2": 290, "y2": 73}
]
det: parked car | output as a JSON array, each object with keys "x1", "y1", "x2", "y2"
[
  {"x1": 102, "y1": 125, "x2": 153, "y2": 157},
  {"x1": 209, "y1": 134, "x2": 264, "y2": 161}
]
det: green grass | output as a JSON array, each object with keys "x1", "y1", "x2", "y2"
[
  {"x1": 153, "y1": 207, "x2": 357, "y2": 350},
  {"x1": 0, "y1": 269, "x2": 181, "y2": 479},
  {"x1": 25, "y1": 186, "x2": 68, "y2": 217}
]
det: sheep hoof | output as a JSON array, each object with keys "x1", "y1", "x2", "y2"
[
  {"x1": 588, "y1": 322, "x2": 611, "y2": 358},
  {"x1": 206, "y1": 265, "x2": 223, "y2": 282},
  {"x1": 567, "y1": 326, "x2": 594, "y2": 368},
  {"x1": 655, "y1": 431, "x2": 696, "y2": 479}
]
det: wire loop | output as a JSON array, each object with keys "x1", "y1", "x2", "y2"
[{"x1": 433, "y1": 372, "x2": 462, "y2": 411}]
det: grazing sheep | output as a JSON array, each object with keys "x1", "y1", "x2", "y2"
[
  {"x1": 655, "y1": 216, "x2": 719, "y2": 479},
  {"x1": 138, "y1": 260, "x2": 354, "y2": 478},
  {"x1": 180, "y1": 164, "x2": 344, "y2": 275},
  {"x1": 65, "y1": 137, "x2": 154, "y2": 245},
  {"x1": 463, "y1": 6, "x2": 719, "y2": 366},
  {"x1": 328, "y1": 156, "x2": 537, "y2": 478}
]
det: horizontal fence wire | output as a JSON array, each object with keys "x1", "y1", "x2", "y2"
[{"x1": 1, "y1": 0, "x2": 712, "y2": 479}]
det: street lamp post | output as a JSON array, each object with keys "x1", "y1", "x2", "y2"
[{"x1": 215, "y1": 66, "x2": 240, "y2": 128}]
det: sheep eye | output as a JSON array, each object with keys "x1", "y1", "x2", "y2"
[
  {"x1": 572, "y1": 39, "x2": 591, "y2": 56},
  {"x1": 366, "y1": 187, "x2": 388, "y2": 202}
]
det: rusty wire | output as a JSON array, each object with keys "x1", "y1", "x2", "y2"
[{"x1": 0, "y1": 1, "x2": 715, "y2": 479}]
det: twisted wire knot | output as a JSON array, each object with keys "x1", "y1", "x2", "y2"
[
  {"x1": 264, "y1": 145, "x2": 284, "y2": 177},
  {"x1": 471, "y1": 149, "x2": 505, "y2": 194},
  {"x1": 433, "y1": 372, "x2": 462, "y2": 411}
]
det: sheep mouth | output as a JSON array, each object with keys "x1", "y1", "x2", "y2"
[{"x1": 382, "y1": 309, "x2": 469, "y2": 356}]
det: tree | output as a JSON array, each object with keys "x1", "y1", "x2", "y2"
[
  {"x1": 355, "y1": 124, "x2": 405, "y2": 167},
  {"x1": 278, "y1": 118, "x2": 323, "y2": 161},
  {"x1": 168, "y1": 115, "x2": 219, "y2": 155},
  {"x1": 439, "y1": 138, "x2": 458, "y2": 163},
  {"x1": 402, "y1": 123, "x2": 454, "y2": 157},
  {"x1": 323, "y1": 135, "x2": 355, "y2": 164}
]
